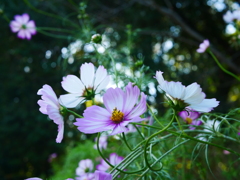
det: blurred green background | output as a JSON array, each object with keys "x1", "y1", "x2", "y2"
[{"x1": 1, "y1": 0, "x2": 240, "y2": 179}]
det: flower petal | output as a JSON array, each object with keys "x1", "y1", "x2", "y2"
[
  {"x1": 80, "y1": 63, "x2": 95, "y2": 88},
  {"x1": 110, "y1": 124, "x2": 129, "y2": 135},
  {"x1": 94, "y1": 65, "x2": 108, "y2": 89},
  {"x1": 59, "y1": 93, "x2": 84, "y2": 108},
  {"x1": 188, "y1": 98, "x2": 219, "y2": 112},
  {"x1": 103, "y1": 88, "x2": 125, "y2": 112},
  {"x1": 61, "y1": 75, "x2": 85, "y2": 94},
  {"x1": 122, "y1": 83, "x2": 140, "y2": 115}
]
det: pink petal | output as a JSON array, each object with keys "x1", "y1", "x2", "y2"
[
  {"x1": 103, "y1": 88, "x2": 125, "y2": 113},
  {"x1": 122, "y1": 83, "x2": 140, "y2": 115},
  {"x1": 26, "y1": 20, "x2": 37, "y2": 34},
  {"x1": 10, "y1": 21, "x2": 22, "y2": 32},
  {"x1": 21, "y1": 13, "x2": 30, "y2": 24}
]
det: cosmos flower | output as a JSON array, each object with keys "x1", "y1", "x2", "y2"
[
  {"x1": 60, "y1": 63, "x2": 110, "y2": 108},
  {"x1": 10, "y1": 13, "x2": 36, "y2": 40},
  {"x1": 97, "y1": 153, "x2": 124, "y2": 172},
  {"x1": 179, "y1": 110, "x2": 202, "y2": 130},
  {"x1": 94, "y1": 170, "x2": 112, "y2": 180},
  {"x1": 155, "y1": 71, "x2": 219, "y2": 113},
  {"x1": 25, "y1": 178, "x2": 42, "y2": 180},
  {"x1": 74, "y1": 82, "x2": 147, "y2": 135},
  {"x1": 196, "y1": 39, "x2": 210, "y2": 53},
  {"x1": 76, "y1": 159, "x2": 94, "y2": 176},
  {"x1": 37, "y1": 85, "x2": 64, "y2": 143}
]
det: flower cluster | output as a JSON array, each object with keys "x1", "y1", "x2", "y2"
[{"x1": 223, "y1": 10, "x2": 240, "y2": 23}]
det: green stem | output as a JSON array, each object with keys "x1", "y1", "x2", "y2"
[
  {"x1": 130, "y1": 122, "x2": 162, "y2": 130},
  {"x1": 23, "y1": 0, "x2": 79, "y2": 28},
  {"x1": 97, "y1": 133, "x2": 145, "y2": 175},
  {"x1": 208, "y1": 49, "x2": 240, "y2": 81},
  {"x1": 147, "y1": 103, "x2": 164, "y2": 128},
  {"x1": 36, "y1": 27, "x2": 79, "y2": 34},
  {"x1": 122, "y1": 132, "x2": 133, "y2": 151},
  {"x1": 37, "y1": 29, "x2": 74, "y2": 40},
  {"x1": 143, "y1": 111, "x2": 175, "y2": 171},
  {"x1": 66, "y1": 109, "x2": 83, "y2": 118},
  {"x1": 132, "y1": 124, "x2": 145, "y2": 139},
  {"x1": 139, "y1": 139, "x2": 190, "y2": 178},
  {"x1": 108, "y1": 53, "x2": 118, "y2": 87}
]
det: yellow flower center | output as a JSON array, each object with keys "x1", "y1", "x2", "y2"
[
  {"x1": 111, "y1": 108, "x2": 124, "y2": 123},
  {"x1": 185, "y1": 117, "x2": 193, "y2": 124}
]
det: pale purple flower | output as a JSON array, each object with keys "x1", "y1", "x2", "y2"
[
  {"x1": 238, "y1": 132, "x2": 240, "y2": 136},
  {"x1": 196, "y1": 39, "x2": 210, "y2": 53},
  {"x1": 37, "y1": 85, "x2": 64, "y2": 143},
  {"x1": 179, "y1": 110, "x2": 202, "y2": 130},
  {"x1": 76, "y1": 159, "x2": 94, "y2": 176},
  {"x1": 59, "y1": 62, "x2": 110, "y2": 108},
  {"x1": 97, "y1": 153, "x2": 124, "y2": 172},
  {"x1": 223, "y1": 11, "x2": 234, "y2": 23},
  {"x1": 10, "y1": 13, "x2": 36, "y2": 40},
  {"x1": 25, "y1": 178, "x2": 42, "y2": 180},
  {"x1": 94, "y1": 136, "x2": 108, "y2": 150},
  {"x1": 74, "y1": 82, "x2": 147, "y2": 135},
  {"x1": 95, "y1": 170, "x2": 112, "y2": 180},
  {"x1": 76, "y1": 173, "x2": 95, "y2": 180},
  {"x1": 155, "y1": 71, "x2": 219, "y2": 113},
  {"x1": 223, "y1": 10, "x2": 240, "y2": 23}
]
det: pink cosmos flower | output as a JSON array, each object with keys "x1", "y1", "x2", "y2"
[
  {"x1": 74, "y1": 82, "x2": 147, "y2": 135},
  {"x1": 60, "y1": 62, "x2": 110, "y2": 108},
  {"x1": 179, "y1": 110, "x2": 202, "y2": 130},
  {"x1": 76, "y1": 159, "x2": 94, "y2": 176},
  {"x1": 10, "y1": 13, "x2": 36, "y2": 40},
  {"x1": 196, "y1": 39, "x2": 210, "y2": 53},
  {"x1": 97, "y1": 153, "x2": 124, "y2": 172},
  {"x1": 37, "y1": 85, "x2": 64, "y2": 143},
  {"x1": 155, "y1": 71, "x2": 219, "y2": 113},
  {"x1": 94, "y1": 136, "x2": 108, "y2": 150},
  {"x1": 95, "y1": 170, "x2": 112, "y2": 180}
]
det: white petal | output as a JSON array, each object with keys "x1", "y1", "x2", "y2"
[
  {"x1": 94, "y1": 65, "x2": 108, "y2": 88},
  {"x1": 189, "y1": 98, "x2": 219, "y2": 112},
  {"x1": 183, "y1": 83, "x2": 205, "y2": 104},
  {"x1": 155, "y1": 71, "x2": 165, "y2": 85},
  {"x1": 61, "y1": 75, "x2": 84, "y2": 94},
  {"x1": 80, "y1": 63, "x2": 95, "y2": 88},
  {"x1": 59, "y1": 94, "x2": 84, "y2": 108}
]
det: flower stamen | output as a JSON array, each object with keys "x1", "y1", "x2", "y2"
[
  {"x1": 185, "y1": 117, "x2": 193, "y2": 124},
  {"x1": 111, "y1": 108, "x2": 124, "y2": 123}
]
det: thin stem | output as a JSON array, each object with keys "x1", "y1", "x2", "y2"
[
  {"x1": 23, "y1": 0, "x2": 79, "y2": 28},
  {"x1": 122, "y1": 132, "x2": 133, "y2": 151},
  {"x1": 144, "y1": 111, "x2": 175, "y2": 171},
  {"x1": 36, "y1": 27, "x2": 79, "y2": 34},
  {"x1": 132, "y1": 124, "x2": 145, "y2": 139},
  {"x1": 108, "y1": 53, "x2": 118, "y2": 87},
  {"x1": 37, "y1": 29, "x2": 74, "y2": 40},
  {"x1": 130, "y1": 122, "x2": 162, "y2": 130},
  {"x1": 66, "y1": 109, "x2": 83, "y2": 118},
  {"x1": 147, "y1": 103, "x2": 164, "y2": 128},
  {"x1": 208, "y1": 49, "x2": 240, "y2": 81},
  {"x1": 97, "y1": 133, "x2": 145, "y2": 175}
]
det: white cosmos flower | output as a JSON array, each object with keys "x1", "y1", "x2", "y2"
[
  {"x1": 155, "y1": 71, "x2": 219, "y2": 112},
  {"x1": 60, "y1": 63, "x2": 110, "y2": 108}
]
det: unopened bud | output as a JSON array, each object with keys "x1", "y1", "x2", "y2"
[{"x1": 91, "y1": 34, "x2": 102, "y2": 44}]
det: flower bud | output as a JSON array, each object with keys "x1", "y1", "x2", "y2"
[{"x1": 91, "y1": 34, "x2": 102, "y2": 44}]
